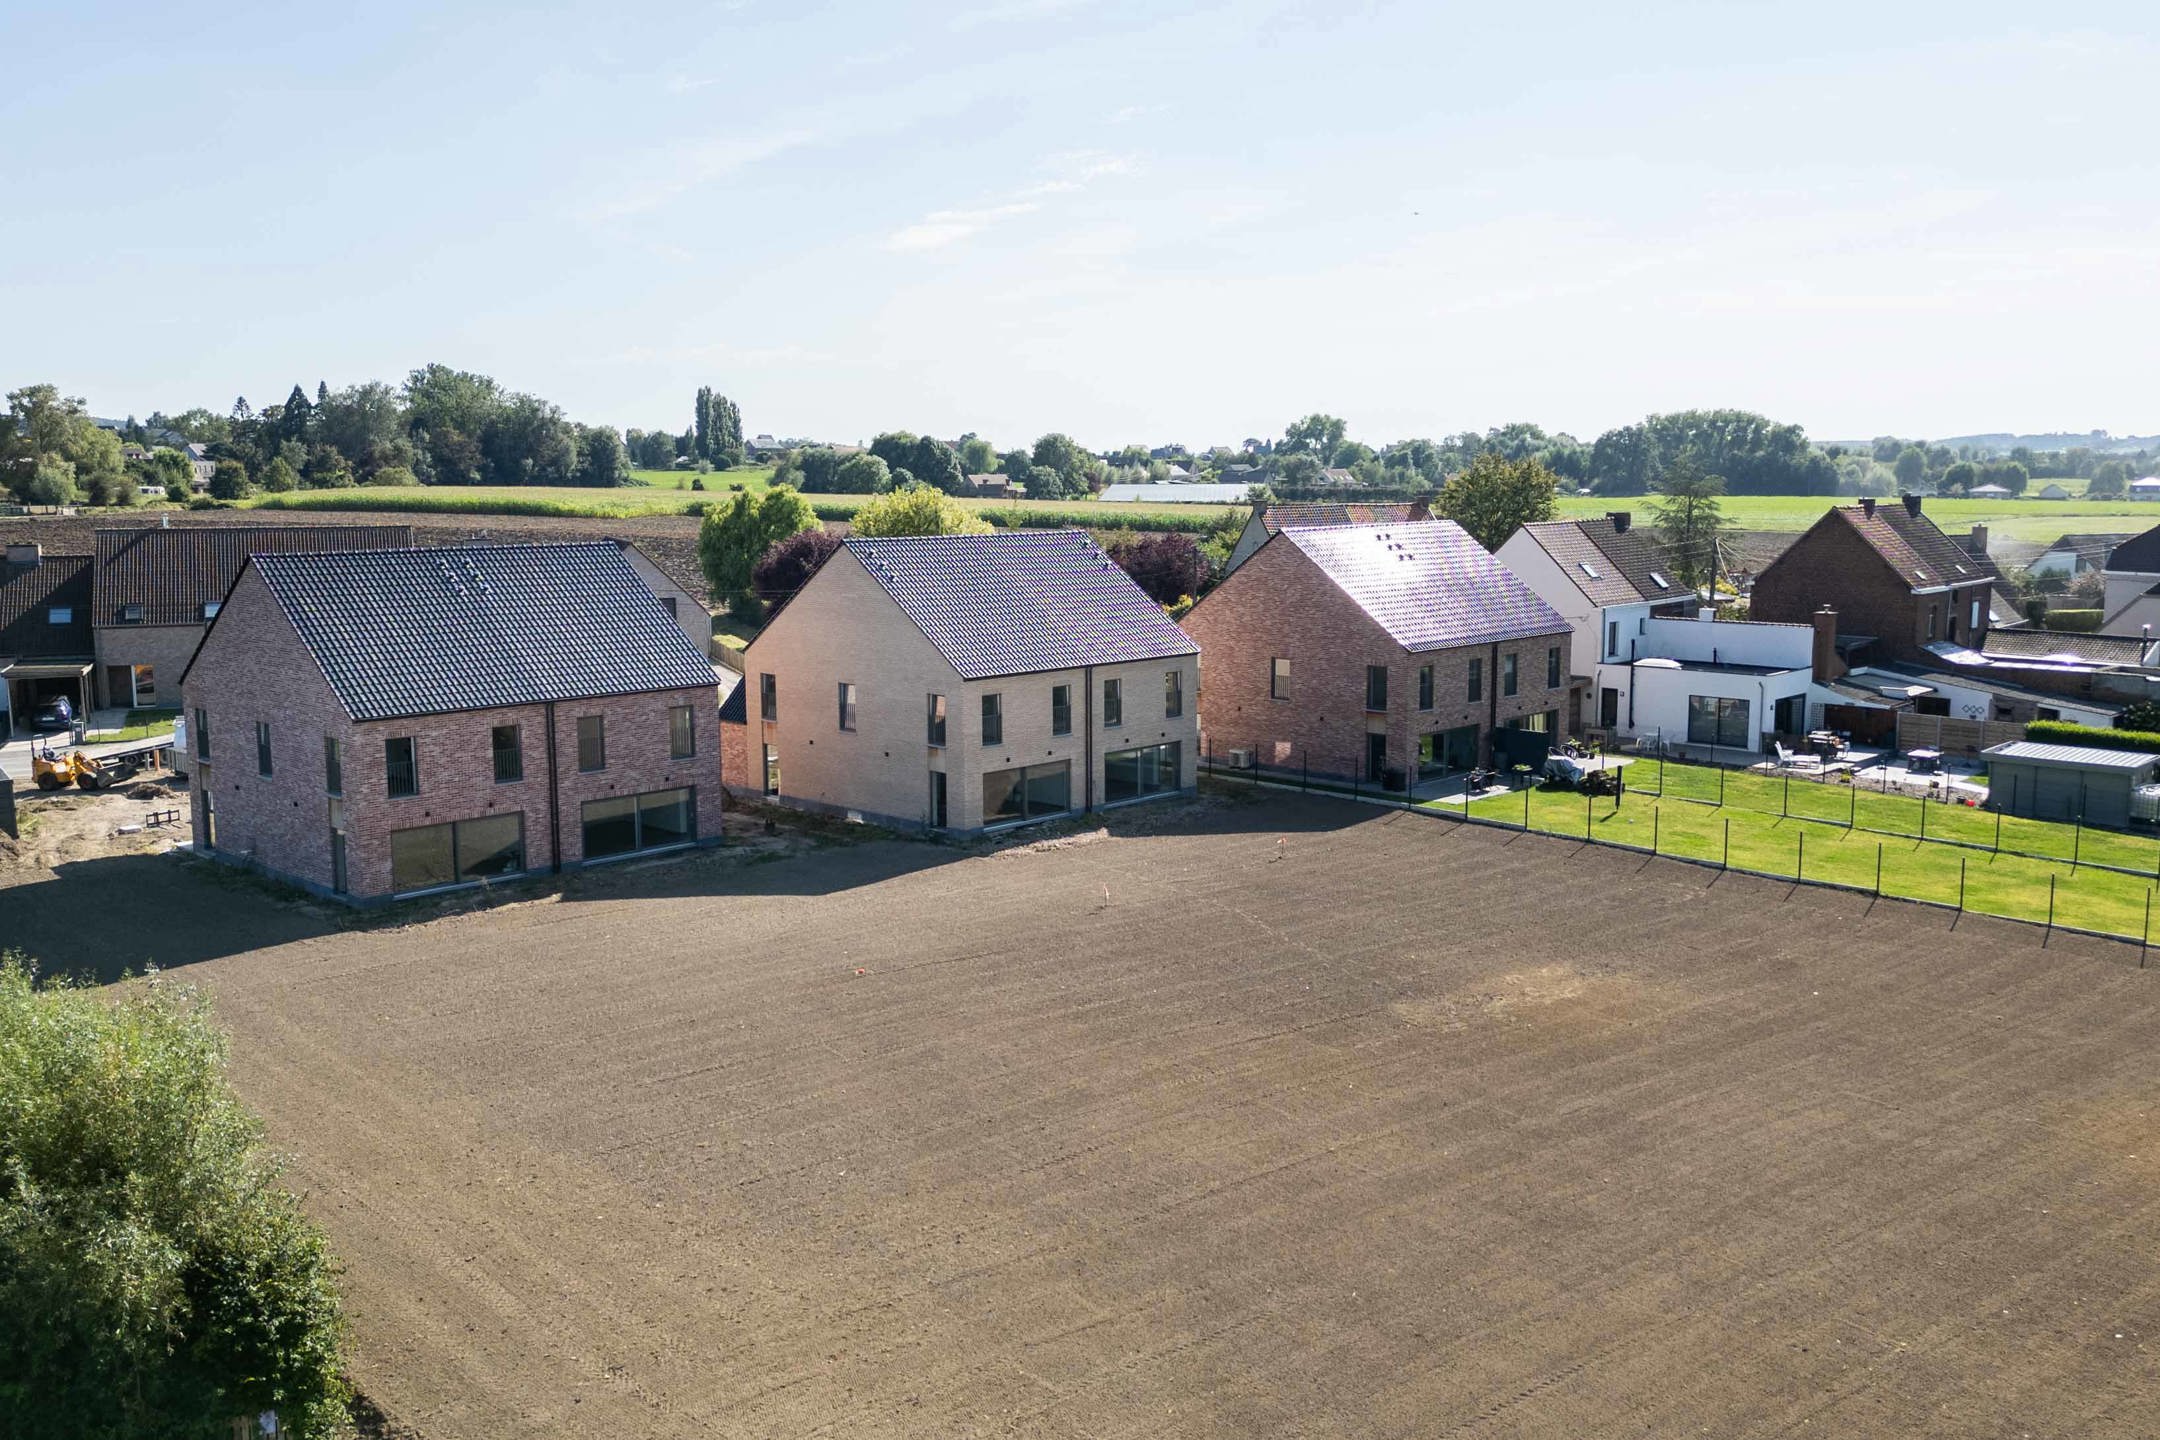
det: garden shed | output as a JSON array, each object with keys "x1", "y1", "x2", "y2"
[{"x1": 1981, "y1": 740, "x2": 2159, "y2": 828}]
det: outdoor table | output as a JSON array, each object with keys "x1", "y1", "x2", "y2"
[{"x1": 1907, "y1": 748, "x2": 1943, "y2": 776}]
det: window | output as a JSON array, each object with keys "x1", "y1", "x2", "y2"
[
  {"x1": 1577, "y1": 562, "x2": 1601, "y2": 580},
  {"x1": 1468, "y1": 659, "x2": 1482, "y2": 702},
  {"x1": 47, "y1": 606, "x2": 71, "y2": 625},
  {"x1": 1051, "y1": 684, "x2": 1071, "y2": 736},
  {"x1": 385, "y1": 737, "x2": 418, "y2": 796},
  {"x1": 1365, "y1": 665, "x2": 1388, "y2": 712},
  {"x1": 762, "y1": 744, "x2": 780, "y2": 795},
  {"x1": 1270, "y1": 657, "x2": 1291, "y2": 700},
  {"x1": 581, "y1": 787, "x2": 696, "y2": 860},
  {"x1": 255, "y1": 721, "x2": 273, "y2": 778},
  {"x1": 120, "y1": 603, "x2": 143, "y2": 623},
  {"x1": 390, "y1": 812, "x2": 527, "y2": 892},
  {"x1": 982, "y1": 692, "x2": 1003, "y2": 746},
  {"x1": 928, "y1": 769, "x2": 948, "y2": 827},
  {"x1": 1502, "y1": 653, "x2": 1519, "y2": 697},
  {"x1": 1927, "y1": 609, "x2": 1937, "y2": 641},
  {"x1": 323, "y1": 735, "x2": 343, "y2": 796},
  {"x1": 759, "y1": 673, "x2": 776, "y2": 722},
  {"x1": 1164, "y1": 669, "x2": 1183, "y2": 720},
  {"x1": 983, "y1": 761, "x2": 1071, "y2": 824},
  {"x1": 201, "y1": 601, "x2": 220, "y2": 620},
  {"x1": 1506, "y1": 710, "x2": 1555, "y2": 734},
  {"x1": 661, "y1": 595, "x2": 678, "y2": 618},
  {"x1": 927, "y1": 693, "x2": 947, "y2": 746},
  {"x1": 1547, "y1": 646, "x2": 1561, "y2": 688},
  {"x1": 577, "y1": 714, "x2": 606, "y2": 772},
  {"x1": 1606, "y1": 620, "x2": 1619, "y2": 658},
  {"x1": 1649, "y1": 571, "x2": 1670, "y2": 591},
  {"x1": 1417, "y1": 665, "x2": 1434, "y2": 711},
  {"x1": 1686, "y1": 695, "x2": 1751, "y2": 749},
  {"x1": 194, "y1": 707, "x2": 210, "y2": 760},
  {"x1": 1970, "y1": 598, "x2": 1982, "y2": 631},
  {"x1": 837, "y1": 682, "x2": 857, "y2": 732},
  {"x1": 130, "y1": 664, "x2": 155, "y2": 705},
  {"x1": 1103, "y1": 677, "x2": 1123, "y2": 727},
  {"x1": 1105, "y1": 742, "x2": 1181, "y2": 803},
  {"x1": 492, "y1": 724, "x2": 523, "y2": 783}
]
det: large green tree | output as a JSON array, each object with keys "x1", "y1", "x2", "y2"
[
  {"x1": 1279, "y1": 413, "x2": 1347, "y2": 456},
  {"x1": 0, "y1": 957, "x2": 349, "y2": 1438},
  {"x1": 1435, "y1": 453, "x2": 1559, "y2": 551},
  {"x1": 849, "y1": 484, "x2": 994, "y2": 538},
  {"x1": 1648, "y1": 454, "x2": 1727, "y2": 594},
  {"x1": 1893, "y1": 445, "x2": 1927, "y2": 489},
  {"x1": 699, "y1": 485, "x2": 819, "y2": 617}
]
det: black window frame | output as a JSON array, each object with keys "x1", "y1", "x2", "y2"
[
  {"x1": 668, "y1": 705, "x2": 696, "y2": 759},
  {"x1": 759, "y1": 672, "x2": 777, "y2": 722},
  {"x1": 982, "y1": 692, "x2": 1003, "y2": 747},
  {"x1": 577, "y1": 714, "x2": 606, "y2": 773},
  {"x1": 194, "y1": 707, "x2": 210, "y2": 760},
  {"x1": 1103, "y1": 677, "x2": 1123, "y2": 728},
  {"x1": 927, "y1": 693, "x2": 947, "y2": 747},
  {"x1": 255, "y1": 721, "x2": 273, "y2": 778},
  {"x1": 1546, "y1": 645, "x2": 1561, "y2": 688},
  {"x1": 982, "y1": 760, "x2": 1072, "y2": 825},
  {"x1": 1467, "y1": 659, "x2": 1482, "y2": 703},
  {"x1": 1164, "y1": 668, "x2": 1183, "y2": 720},
  {"x1": 1502, "y1": 652, "x2": 1519, "y2": 698},
  {"x1": 492, "y1": 723, "x2": 524, "y2": 783},
  {"x1": 837, "y1": 681, "x2": 857, "y2": 732},
  {"x1": 323, "y1": 734, "x2": 342, "y2": 796},
  {"x1": 385, "y1": 736, "x2": 418, "y2": 797},
  {"x1": 1417, "y1": 664, "x2": 1434, "y2": 711},
  {"x1": 1050, "y1": 684, "x2": 1071, "y2": 736},
  {"x1": 1365, "y1": 665, "x2": 1388, "y2": 713},
  {"x1": 1270, "y1": 657, "x2": 1290, "y2": 700},
  {"x1": 1685, "y1": 694, "x2": 1751, "y2": 749}
]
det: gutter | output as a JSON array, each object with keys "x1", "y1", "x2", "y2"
[{"x1": 545, "y1": 701, "x2": 562, "y2": 873}]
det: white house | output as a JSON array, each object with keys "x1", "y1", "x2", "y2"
[
  {"x1": 2036, "y1": 482, "x2": 2072, "y2": 500},
  {"x1": 2132, "y1": 476, "x2": 2160, "y2": 500},
  {"x1": 2101, "y1": 523, "x2": 2160, "y2": 625},
  {"x1": 1498, "y1": 513, "x2": 1813, "y2": 750}
]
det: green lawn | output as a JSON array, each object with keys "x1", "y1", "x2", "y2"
[
  {"x1": 1440, "y1": 760, "x2": 2160, "y2": 942},
  {"x1": 83, "y1": 708, "x2": 180, "y2": 744},
  {"x1": 1558, "y1": 493, "x2": 2160, "y2": 546}
]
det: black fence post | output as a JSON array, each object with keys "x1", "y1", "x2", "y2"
[
  {"x1": 1995, "y1": 804, "x2": 2003, "y2": 854},
  {"x1": 1783, "y1": 771, "x2": 1790, "y2": 818},
  {"x1": 1302, "y1": 750, "x2": 1309, "y2": 793},
  {"x1": 1585, "y1": 791, "x2": 1592, "y2": 841},
  {"x1": 1849, "y1": 779, "x2": 1856, "y2": 829},
  {"x1": 1875, "y1": 841, "x2": 1883, "y2": 898},
  {"x1": 2046, "y1": 872, "x2": 2057, "y2": 944},
  {"x1": 2145, "y1": 888, "x2": 2152, "y2": 969},
  {"x1": 1920, "y1": 795, "x2": 1927, "y2": 842},
  {"x1": 1652, "y1": 806, "x2": 1660, "y2": 856},
  {"x1": 1959, "y1": 854, "x2": 1967, "y2": 913},
  {"x1": 1523, "y1": 782, "x2": 1530, "y2": 831},
  {"x1": 1719, "y1": 764, "x2": 1725, "y2": 808},
  {"x1": 1722, "y1": 816, "x2": 1730, "y2": 870},
  {"x1": 1797, "y1": 828, "x2": 1805, "y2": 881},
  {"x1": 2073, "y1": 813, "x2": 2082, "y2": 872}
]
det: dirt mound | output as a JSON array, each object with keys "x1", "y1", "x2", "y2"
[{"x1": 126, "y1": 782, "x2": 177, "y2": 800}]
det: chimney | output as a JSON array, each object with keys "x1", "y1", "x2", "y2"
[
  {"x1": 1902, "y1": 492, "x2": 1923, "y2": 518},
  {"x1": 4, "y1": 542, "x2": 39, "y2": 568},
  {"x1": 1860, "y1": 497, "x2": 1876, "y2": 517},
  {"x1": 1812, "y1": 606, "x2": 1845, "y2": 682},
  {"x1": 1698, "y1": 607, "x2": 1715, "y2": 622},
  {"x1": 1408, "y1": 499, "x2": 1432, "y2": 522},
  {"x1": 1968, "y1": 522, "x2": 1988, "y2": 555},
  {"x1": 1608, "y1": 511, "x2": 1632, "y2": 534}
]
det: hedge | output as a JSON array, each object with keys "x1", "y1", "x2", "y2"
[
  {"x1": 2025, "y1": 720, "x2": 2160, "y2": 754},
  {"x1": 2041, "y1": 608, "x2": 2103, "y2": 632}
]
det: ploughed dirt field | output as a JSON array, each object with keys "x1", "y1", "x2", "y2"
[{"x1": 14, "y1": 791, "x2": 2160, "y2": 1436}]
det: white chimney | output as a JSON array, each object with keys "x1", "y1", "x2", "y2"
[{"x1": 1698, "y1": 607, "x2": 1715, "y2": 622}]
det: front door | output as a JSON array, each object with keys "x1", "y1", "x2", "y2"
[
  {"x1": 1600, "y1": 686, "x2": 1620, "y2": 728},
  {"x1": 1366, "y1": 732, "x2": 1389, "y2": 783}
]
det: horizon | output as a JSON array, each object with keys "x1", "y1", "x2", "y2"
[{"x1": 8, "y1": 2, "x2": 2158, "y2": 450}]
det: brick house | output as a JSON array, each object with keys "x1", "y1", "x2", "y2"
[
  {"x1": 1224, "y1": 500, "x2": 1428, "y2": 574},
  {"x1": 734, "y1": 530, "x2": 1199, "y2": 833},
  {"x1": 1180, "y1": 520, "x2": 1573, "y2": 785},
  {"x1": 181, "y1": 543, "x2": 722, "y2": 903},
  {"x1": 92, "y1": 523, "x2": 414, "y2": 709},
  {"x1": 0, "y1": 542, "x2": 95, "y2": 734},
  {"x1": 1750, "y1": 496, "x2": 1995, "y2": 665}
]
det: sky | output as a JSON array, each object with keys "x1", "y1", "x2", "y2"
[{"x1": 6, "y1": 1, "x2": 2158, "y2": 452}]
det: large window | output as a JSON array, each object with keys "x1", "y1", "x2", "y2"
[
  {"x1": 581, "y1": 787, "x2": 697, "y2": 860},
  {"x1": 577, "y1": 714, "x2": 606, "y2": 772},
  {"x1": 1365, "y1": 665, "x2": 1388, "y2": 712},
  {"x1": 385, "y1": 736, "x2": 417, "y2": 797},
  {"x1": 389, "y1": 812, "x2": 526, "y2": 892},
  {"x1": 493, "y1": 723, "x2": 523, "y2": 783},
  {"x1": 1164, "y1": 669, "x2": 1183, "y2": 719},
  {"x1": 927, "y1": 693, "x2": 947, "y2": 747},
  {"x1": 1103, "y1": 677, "x2": 1122, "y2": 728},
  {"x1": 1686, "y1": 694, "x2": 1752, "y2": 749},
  {"x1": 1106, "y1": 742, "x2": 1181, "y2": 803},
  {"x1": 323, "y1": 736, "x2": 343, "y2": 796},
  {"x1": 1418, "y1": 665, "x2": 1434, "y2": 711},
  {"x1": 759, "y1": 673, "x2": 776, "y2": 722},
  {"x1": 670, "y1": 704, "x2": 696, "y2": 758},
  {"x1": 982, "y1": 692, "x2": 1003, "y2": 746},
  {"x1": 983, "y1": 761, "x2": 1070, "y2": 825},
  {"x1": 255, "y1": 721, "x2": 273, "y2": 778},
  {"x1": 1270, "y1": 657, "x2": 1290, "y2": 700},
  {"x1": 1051, "y1": 684, "x2": 1071, "y2": 736},
  {"x1": 1502, "y1": 653, "x2": 1519, "y2": 697},
  {"x1": 837, "y1": 682, "x2": 857, "y2": 732}
]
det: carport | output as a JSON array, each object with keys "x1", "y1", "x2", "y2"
[
  {"x1": 3, "y1": 659, "x2": 93, "y2": 735},
  {"x1": 1981, "y1": 740, "x2": 2158, "y2": 827}
]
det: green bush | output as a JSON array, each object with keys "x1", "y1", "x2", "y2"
[
  {"x1": 805, "y1": 500, "x2": 1239, "y2": 535},
  {"x1": 2025, "y1": 720, "x2": 2160, "y2": 753},
  {"x1": 2042, "y1": 608, "x2": 2103, "y2": 632}
]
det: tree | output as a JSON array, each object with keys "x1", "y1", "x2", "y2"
[
  {"x1": 146, "y1": 447, "x2": 194, "y2": 493},
  {"x1": 751, "y1": 527, "x2": 844, "y2": 602},
  {"x1": 1648, "y1": 455, "x2": 1727, "y2": 594},
  {"x1": 1893, "y1": 445, "x2": 1927, "y2": 490},
  {"x1": 1273, "y1": 453, "x2": 1324, "y2": 490},
  {"x1": 712, "y1": 395, "x2": 744, "y2": 469},
  {"x1": 281, "y1": 383, "x2": 314, "y2": 443},
  {"x1": 698, "y1": 485, "x2": 819, "y2": 616},
  {"x1": 997, "y1": 448, "x2": 1032, "y2": 477},
  {"x1": 1108, "y1": 533, "x2": 1208, "y2": 605},
  {"x1": 0, "y1": 957, "x2": 349, "y2": 1438},
  {"x1": 576, "y1": 426, "x2": 628, "y2": 487},
  {"x1": 849, "y1": 484, "x2": 994, "y2": 538},
  {"x1": 2091, "y1": 460, "x2": 2130, "y2": 498},
  {"x1": 304, "y1": 445, "x2": 355, "y2": 489},
  {"x1": 24, "y1": 457, "x2": 77, "y2": 508},
  {"x1": 909, "y1": 435, "x2": 966, "y2": 494},
  {"x1": 957, "y1": 436, "x2": 998, "y2": 473},
  {"x1": 1279, "y1": 413, "x2": 1347, "y2": 456},
  {"x1": 835, "y1": 451, "x2": 891, "y2": 493},
  {"x1": 693, "y1": 385, "x2": 714, "y2": 461},
  {"x1": 1029, "y1": 433, "x2": 1093, "y2": 496},
  {"x1": 869, "y1": 431, "x2": 918, "y2": 471},
  {"x1": 373, "y1": 464, "x2": 418, "y2": 487},
  {"x1": 1941, "y1": 460, "x2": 1979, "y2": 494},
  {"x1": 1979, "y1": 459, "x2": 2030, "y2": 495},
  {"x1": 260, "y1": 456, "x2": 300, "y2": 493},
  {"x1": 2118, "y1": 700, "x2": 2160, "y2": 734},
  {"x1": 1435, "y1": 453, "x2": 1558, "y2": 552},
  {"x1": 208, "y1": 458, "x2": 254, "y2": 500}
]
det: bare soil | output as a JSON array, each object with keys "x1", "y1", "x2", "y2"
[
  {"x1": 10, "y1": 791, "x2": 2160, "y2": 1437},
  {"x1": 1, "y1": 782, "x2": 191, "y2": 875}
]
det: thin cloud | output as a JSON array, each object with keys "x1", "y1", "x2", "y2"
[
  {"x1": 585, "y1": 127, "x2": 824, "y2": 222},
  {"x1": 886, "y1": 201, "x2": 1042, "y2": 252},
  {"x1": 950, "y1": 0, "x2": 1100, "y2": 31}
]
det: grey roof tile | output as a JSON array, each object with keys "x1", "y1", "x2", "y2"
[
  {"x1": 95, "y1": 524, "x2": 414, "y2": 626},
  {"x1": 249, "y1": 543, "x2": 717, "y2": 722},
  {"x1": 1281, "y1": 521, "x2": 1568, "y2": 652},
  {"x1": 843, "y1": 530, "x2": 1197, "y2": 680}
]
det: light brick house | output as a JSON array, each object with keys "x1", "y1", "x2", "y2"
[
  {"x1": 734, "y1": 530, "x2": 1200, "y2": 833},
  {"x1": 1180, "y1": 520, "x2": 1572, "y2": 785},
  {"x1": 1750, "y1": 496, "x2": 1995, "y2": 665},
  {"x1": 181, "y1": 543, "x2": 722, "y2": 903}
]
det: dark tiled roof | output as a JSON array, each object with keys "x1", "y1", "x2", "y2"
[
  {"x1": 0, "y1": 553, "x2": 93, "y2": 658},
  {"x1": 246, "y1": 543, "x2": 718, "y2": 722},
  {"x1": 1980, "y1": 629, "x2": 2153, "y2": 666},
  {"x1": 1281, "y1": 520, "x2": 1567, "y2": 653},
  {"x1": 2104, "y1": 523, "x2": 2160, "y2": 573},
  {"x1": 1825, "y1": 505, "x2": 1988, "y2": 590},
  {"x1": 1518, "y1": 517, "x2": 1692, "y2": 606},
  {"x1": 95, "y1": 524, "x2": 414, "y2": 626},
  {"x1": 2041, "y1": 532, "x2": 2134, "y2": 562},
  {"x1": 1259, "y1": 502, "x2": 1421, "y2": 536},
  {"x1": 842, "y1": 530, "x2": 1197, "y2": 680}
]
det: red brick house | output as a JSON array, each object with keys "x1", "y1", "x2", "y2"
[
  {"x1": 1180, "y1": 520, "x2": 1572, "y2": 786},
  {"x1": 1750, "y1": 496, "x2": 1995, "y2": 664},
  {"x1": 181, "y1": 543, "x2": 722, "y2": 903}
]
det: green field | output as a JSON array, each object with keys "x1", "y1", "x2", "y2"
[
  {"x1": 1557, "y1": 493, "x2": 2159, "y2": 545},
  {"x1": 1442, "y1": 760, "x2": 2160, "y2": 941}
]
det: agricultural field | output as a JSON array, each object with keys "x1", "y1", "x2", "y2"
[
  {"x1": 1453, "y1": 760, "x2": 2160, "y2": 941},
  {"x1": 8, "y1": 791, "x2": 2160, "y2": 1436},
  {"x1": 1557, "y1": 492, "x2": 2160, "y2": 546}
]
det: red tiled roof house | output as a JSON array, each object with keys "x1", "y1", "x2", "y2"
[{"x1": 1750, "y1": 496, "x2": 1995, "y2": 665}]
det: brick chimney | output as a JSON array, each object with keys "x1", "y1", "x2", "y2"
[
  {"x1": 4, "y1": 542, "x2": 39, "y2": 568},
  {"x1": 1408, "y1": 499, "x2": 1432, "y2": 521},
  {"x1": 1860, "y1": 497, "x2": 1876, "y2": 517},
  {"x1": 1607, "y1": 511, "x2": 1631, "y2": 534},
  {"x1": 1902, "y1": 492, "x2": 1923, "y2": 518},
  {"x1": 1812, "y1": 606, "x2": 1844, "y2": 682},
  {"x1": 1968, "y1": 522, "x2": 1988, "y2": 556}
]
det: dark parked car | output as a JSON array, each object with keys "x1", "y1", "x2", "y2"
[{"x1": 30, "y1": 696, "x2": 74, "y2": 733}]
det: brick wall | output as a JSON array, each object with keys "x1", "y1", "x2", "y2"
[
  {"x1": 93, "y1": 623, "x2": 202, "y2": 707},
  {"x1": 1179, "y1": 536, "x2": 1571, "y2": 780},
  {"x1": 1751, "y1": 515, "x2": 1993, "y2": 663},
  {"x1": 184, "y1": 567, "x2": 722, "y2": 902}
]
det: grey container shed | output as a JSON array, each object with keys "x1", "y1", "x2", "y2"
[{"x1": 1982, "y1": 741, "x2": 2159, "y2": 828}]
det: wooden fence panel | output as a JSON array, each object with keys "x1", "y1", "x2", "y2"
[{"x1": 1894, "y1": 713, "x2": 2027, "y2": 758}]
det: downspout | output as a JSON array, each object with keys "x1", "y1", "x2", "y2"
[
  {"x1": 545, "y1": 701, "x2": 562, "y2": 873},
  {"x1": 1082, "y1": 666, "x2": 1096, "y2": 811},
  {"x1": 1487, "y1": 641, "x2": 1500, "y2": 758}
]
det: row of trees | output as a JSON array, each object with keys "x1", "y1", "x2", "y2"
[
  {"x1": 771, "y1": 430, "x2": 1106, "y2": 501},
  {"x1": 2, "y1": 385, "x2": 131, "y2": 507}
]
